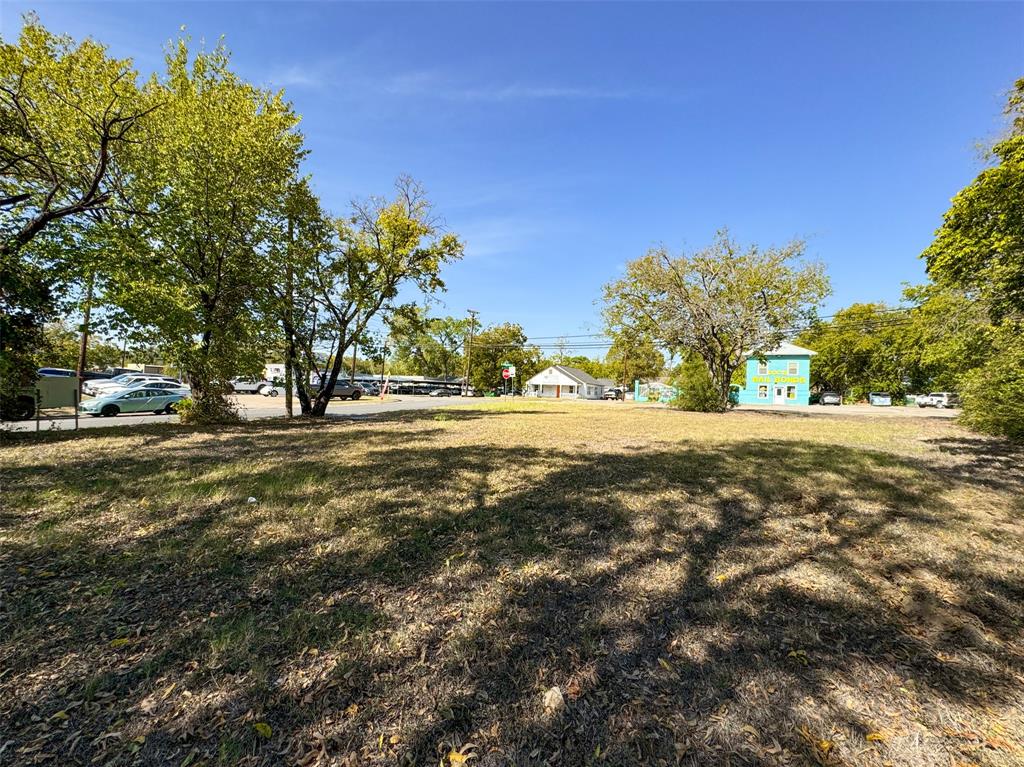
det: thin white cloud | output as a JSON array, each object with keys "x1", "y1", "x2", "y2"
[
  {"x1": 380, "y1": 70, "x2": 639, "y2": 102},
  {"x1": 265, "y1": 64, "x2": 325, "y2": 88},
  {"x1": 259, "y1": 61, "x2": 660, "y2": 103}
]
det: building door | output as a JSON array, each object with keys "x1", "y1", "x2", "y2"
[{"x1": 773, "y1": 385, "x2": 785, "y2": 404}]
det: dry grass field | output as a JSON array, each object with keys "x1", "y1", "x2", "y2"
[{"x1": 1, "y1": 401, "x2": 1023, "y2": 767}]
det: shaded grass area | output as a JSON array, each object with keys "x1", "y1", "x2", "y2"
[{"x1": 1, "y1": 402, "x2": 1023, "y2": 766}]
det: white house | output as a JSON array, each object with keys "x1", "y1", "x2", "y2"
[{"x1": 525, "y1": 365, "x2": 605, "y2": 399}]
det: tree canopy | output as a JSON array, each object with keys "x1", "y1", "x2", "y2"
[
  {"x1": 105, "y1": 38, "x2": 303, "y2": 420},
  {"x1": 923, "y1": 78, "x2": 1024, "y2": 317},
  {"x1": 467, "y1": 323, "x2": 541, "y2": 393},
  {"x1": 281, "y1": 176, "x2": 464, "y2": 416}
]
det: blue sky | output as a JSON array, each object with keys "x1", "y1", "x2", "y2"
[{"x1": 3, "y1": 2, "x2": 1022, "y2": 351}]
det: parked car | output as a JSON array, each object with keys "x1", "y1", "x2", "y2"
[
  {"x1": 428, "y1": 388, "x2": 450, "y2": 397},
  {"x1": 917, "y1": 391, "x2": 960, "y2": 409},
  {"x1": 317, "y1": 380, "x2": 362, "y2": 400},
  {"x1": 97, "y1": 376, "x2": 182, "y2": 395},
  {"x1": 79, "y1": 387, "x2": 187, "y2": 417},
  {"x1": 38, "y1": 368, "x2": 115, "y2": 381},
  {"x1": 228, "y1": 377, "x2": 273, "y2": 395},
  {"x1": 818, "y1": 390, "x2": 842, "y2": 406},
  {"x1": 868, "y1": 392, "x2": 892, "y2": 407},
  {"x1": 84, "y1": 374, "x2": 177, "y2": 396},
  {"x1": 602, "y1": 387, "x2": 624, "y2": 400},
  {"x1": 122, "y1": 380, "x2": 190, "y2": 394},
  {"x1": 260, "y1": 383, "x2": 304, "y2": 398}
]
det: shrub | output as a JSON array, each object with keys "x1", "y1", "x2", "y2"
[
  {"x1": 173, "y1": 393, "x2": 240, "y2": 425},
  {"x1": 959, "y1": 323, "x2": 1024, "y2": 441},
  {"x1": 668, "y1": 355, "x2": 729, "y2": 412}
]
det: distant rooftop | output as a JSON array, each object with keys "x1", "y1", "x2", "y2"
[{"x1": 745, "y1": 341, "x2": 817, "y2": 357}]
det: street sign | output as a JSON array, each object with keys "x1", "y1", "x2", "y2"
[{"x1": 502, "y1": 369, "x2": 512, "y2": 379}]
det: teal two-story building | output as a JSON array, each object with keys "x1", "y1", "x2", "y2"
[{"x1": 735, "y1": 342, "x2": 816, "y2": 406}]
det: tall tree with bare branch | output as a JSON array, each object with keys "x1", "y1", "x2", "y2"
[
  {"x1": 604, "y1": 230, "x2": 830, "y2": 410},
  {"x1": 288, "y1": 176, "x2": 464, "y2": 417}
]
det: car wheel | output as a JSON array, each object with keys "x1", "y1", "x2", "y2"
[
  {"x1": 268, "y1": 388, "x2": 278, "y2": 397},
  {"x1": 101, "y1": 404, "x2": 119, "y2": 417},
  {"x1": 12, "y1": 395, "x2": 35, "y2": 420},
  {"x1": 351, "y1": 390, "x2": 361, "y2": 400},
  {"x1": 164, "y1": 403, "x2": 176, "y2": 414}
]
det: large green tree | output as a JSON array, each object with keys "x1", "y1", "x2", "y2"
[
  {"x1": 109, "y1": 38, "x2": 303, "y2": 421},
  {"x1": 604, "y1": 230, "x2": 829, "y2": 409},
  {"x1": 1, "y1": 18, "x2": 152, "y2": 403},
  {"x1": 797, "y1": 303, "x2": 915, "y2": 401},
  {"x1": 388, "y1": 308, "x2": 470, "y2": 379},
  {"x1": 1, "y1": 17, "x2": 151, "y2": 258},
  {"x1": 37, "y1": 320, "x2": 123, "y2": 370},
  {"x1": 958, "y1": 322, "x2": 1024, "y2": 440},
  {"x1": 261, "y1": 179, "x2": 330, "y2": 417},
  {"x1": 467, "y1": 322, "x2": 541, "y2": 393},
  {"x1": 923, "y1": 78, "x2": 1024, "y2": 317},
  {"x1": 604, "y1": 333, "x2": 664, "y2": 387}
]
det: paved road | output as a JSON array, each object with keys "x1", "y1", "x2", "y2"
[
  {"x1": 734, "y1": 402, "x2": 961, "y2": 418},
  {"x1": 3, "y1": 395, "x2": 472, "y2": 432},
  {"x1": 4, "y1": 395, "x2": 961, "y2": 432}
]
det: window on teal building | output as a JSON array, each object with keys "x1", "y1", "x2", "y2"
[
  {"x1": 757, "y1": 384, "x2": 768, "y2": 399},
  {"x1": 787, "y1": 361, "x2": 798, "y2": 375}
]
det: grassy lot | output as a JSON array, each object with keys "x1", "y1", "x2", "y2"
[{"x1": 1, "y1": 402, "x2": 1022, "y2": 767}]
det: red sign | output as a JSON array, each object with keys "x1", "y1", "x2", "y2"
[{"x1": 502, "y1": 369, "x2": 512, "y2": 379}]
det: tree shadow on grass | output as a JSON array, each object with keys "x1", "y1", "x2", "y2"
[{"x1": 2, "y1": 427, "x2": 1023, "y2": 766}]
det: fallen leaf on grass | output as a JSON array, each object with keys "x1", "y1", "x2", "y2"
[
  {"x1": 787, "y1": 649, "x2": 809, "y2": 666},
  {"x1": 542, "y1": 686, "x2": 564, "y2": 713},
  {"x1": 866, "y1": 732, "x2": 887, "y2": 742},
  {"x1": 254, "y1": 722, "x2": 272, "y2": 738},
  {"x1": 447, "y1": 744, "x2": 476, "y2": 765},
  {"x1": 109, "y1": 638, "x2": 132, "y2": 649}
]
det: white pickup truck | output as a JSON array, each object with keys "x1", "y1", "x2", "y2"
[{"x1": 917, "y1": 392, "x2": 960, "y2": 409}]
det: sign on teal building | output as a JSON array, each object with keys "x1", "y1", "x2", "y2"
[{"x1": 736, "y1": 342, "x2": 816, "y2": 406}]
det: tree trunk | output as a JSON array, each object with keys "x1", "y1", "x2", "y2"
[
  {"x1": 284, "y1": 231, "x2": 295, "y2": 418},
  {"x1": 76, "y1": 272, "x2": 95, "y2": 395},
  {"x1": 310, "y1": 335, "x2": 348, "y2": 417},
  {"x1": 284, "y1": 334, "x2": 295, "y2": 418}
]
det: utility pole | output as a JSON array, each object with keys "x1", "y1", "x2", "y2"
[{"x1": 463, "y1": 309, "x2": 479, "y2": 396}]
